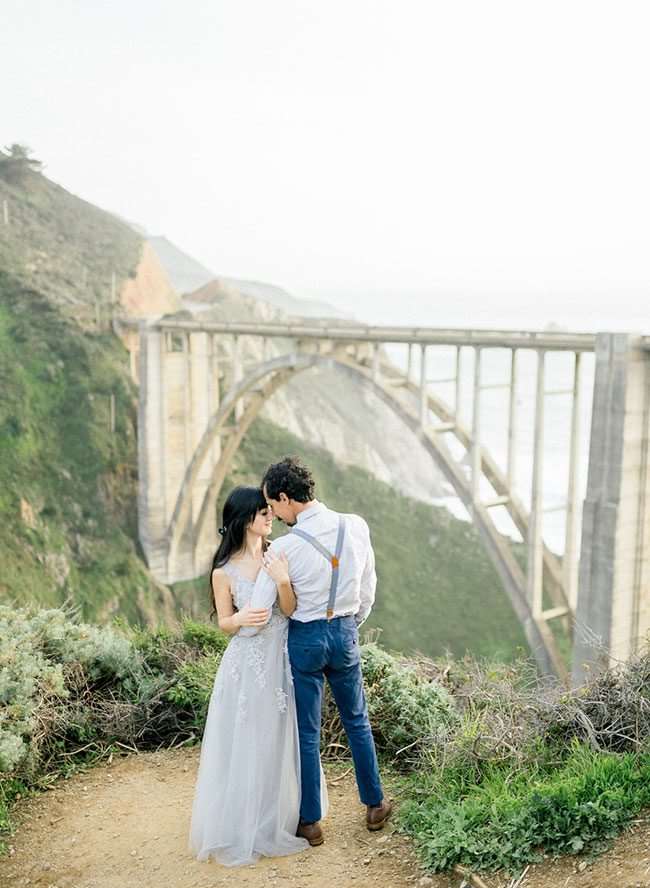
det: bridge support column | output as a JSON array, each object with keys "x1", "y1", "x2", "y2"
[
  {"x1": 573, "y1": 333, "x2": 650, "y2": 683},
  {"x1": 189, "y1": 331, "x2": 220, "y2": 578},
  {"x1": 137, "y1": 324, "x2": 169, "y2": 577},
  {"x1": 233, "y1": 336, "x2": 244, "y2": 421}
]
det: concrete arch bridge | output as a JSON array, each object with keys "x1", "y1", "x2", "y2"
[{"x1": 122, "y1": 318, "x2": 650, "y2": 683}]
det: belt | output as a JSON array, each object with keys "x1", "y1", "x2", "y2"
[{"x1": 291, "y1": 613, "x2": 355, "y2": 624}]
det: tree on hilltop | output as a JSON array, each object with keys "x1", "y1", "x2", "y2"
[{"x1": 0, "y1": 143, "x2": 43, "y2": 182}]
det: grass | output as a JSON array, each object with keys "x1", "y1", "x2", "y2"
[{"x1": 399, "y1": 744, "x2": 650, "y2": 873}]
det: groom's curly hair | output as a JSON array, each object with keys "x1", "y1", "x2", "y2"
[{"x1": 262, "y1": 456, "x2": 315, "y2": 503}]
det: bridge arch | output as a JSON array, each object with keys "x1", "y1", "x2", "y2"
[{"x1": 166, "y1": 346, "x2": 569, "y2": 679}]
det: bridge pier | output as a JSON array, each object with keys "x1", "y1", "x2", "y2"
[
  {"x1": 138, "y1": 324, "x2": 221, "y2": 584},
  {"x1": 573, "y1": 333, "x2": 650, "y2": 683},
  {"x1": 137, "y1": 325, "x2": 169, "y2": 578},
  {"x1": 189, "y1": 331, "x2": 221, "y2": 578}
]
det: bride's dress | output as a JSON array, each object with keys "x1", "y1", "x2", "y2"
[{"x1": 189, "y1": 561, "x2": 328, "y2": 867}]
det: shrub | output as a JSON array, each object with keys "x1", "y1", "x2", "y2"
[
  {"x1": 165, "y1": 655, "x2": 221, "y2": 731},
  {"x1": 0, "y1": 607, "x2": 230, "y2": 786},
  {"x1": 359, "y1": 644, "x2": 457, "y2": 765},
  {"x1": 397, "y1": 645, "x2": 650, "y2": 875},
  {"x1": 181, "y1": 619, "x2": 229, "y2": 657},
  {"x1": 0, "y1": 607, "x2": 69, "y2": 773}
]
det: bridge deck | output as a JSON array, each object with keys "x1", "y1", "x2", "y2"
[{"x1": 118, "y1": 318, "x2": 611, "y2": 351}]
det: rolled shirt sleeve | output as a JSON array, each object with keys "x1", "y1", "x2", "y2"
[{"x1": 355, "y1": 523, "x2": 377, "y2": 626}]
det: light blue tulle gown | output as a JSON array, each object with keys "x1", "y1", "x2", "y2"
[{"x1": 189, "y1": 561, "x2": 328, "y2": 867}]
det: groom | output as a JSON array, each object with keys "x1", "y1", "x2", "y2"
[{"x1": 248, "y1": 456, "x2": 391, "y2": 846}]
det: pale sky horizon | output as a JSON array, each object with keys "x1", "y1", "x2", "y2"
[{"x1": 2, "y1": 0, "x2": 649, "y2": 330}]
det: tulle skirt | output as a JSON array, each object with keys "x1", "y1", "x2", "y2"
[{"x1": 189, "y1": 619, "x2": 328, "y2": 866}]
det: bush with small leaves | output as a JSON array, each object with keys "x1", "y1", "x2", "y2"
[{"x1": 320, "y1": 642, "x2": 458, "y2": 767}]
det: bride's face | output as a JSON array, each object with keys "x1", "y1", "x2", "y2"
[{"x1": 249, "y1": 506, "x2": 274, "y2": 538}]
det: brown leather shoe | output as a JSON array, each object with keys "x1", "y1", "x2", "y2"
[
  {"x1": 297, "y1": 820, "x2": 324, "y2": 846},
  {"x1": 366, "y1": 798, "x2": 393, "y2": 831}
]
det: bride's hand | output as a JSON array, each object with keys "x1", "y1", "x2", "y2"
[
  {"x1": 235, "y1": 605, "x2": 270, "y2": 628},
  {"x1": 262, "y1": 550, "x2": 290, "y2": 585}
]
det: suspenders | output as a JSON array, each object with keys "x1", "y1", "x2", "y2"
[{"x1": 290, "y1": 516, "x2": 347, "y2": 621}]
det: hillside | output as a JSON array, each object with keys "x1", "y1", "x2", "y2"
[
  {"x1": 0, "y1": 165, "x2": 179, "y2": 325},
  {"x1": 0, "y1": 270, "x2": 175, "y2": 623},
  {"x1": 0, "y1": 167, "x2": 140, "y2": 322},
  {"x1": 0, "y1": 162, "x2": 178, "y2": 623}
]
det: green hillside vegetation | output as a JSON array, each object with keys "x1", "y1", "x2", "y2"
[
  {"x1": 0, "y1": 161, "x2": 173, "y2": 623},
  {"x1": 175, "y1": 416, "x2": 528, "y2": 660},
  {"x1": 0, "y1": 271, "x2": 168, "y2": 623}
]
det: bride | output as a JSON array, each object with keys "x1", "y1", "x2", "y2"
[{"x1": 189, "y1": 485, "x2": 328, "y2": 866}]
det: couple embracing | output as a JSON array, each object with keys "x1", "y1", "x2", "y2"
[{"x1": 189, "y1": 456, "x2": 392, "y2": 867}]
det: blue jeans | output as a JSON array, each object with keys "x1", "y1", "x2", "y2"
[{"x1": 288, "y1": 615, "x2": 383, "y2": 823}]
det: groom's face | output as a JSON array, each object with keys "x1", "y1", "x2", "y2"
[{"x1": 263, "y1": 486, "x2": 296, "y2": 526}]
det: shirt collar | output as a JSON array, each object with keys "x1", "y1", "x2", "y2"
[{"x1": 296, "y1": 500, "x2": 326, "y2": 525}]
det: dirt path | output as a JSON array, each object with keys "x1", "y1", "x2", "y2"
[
  {"x1": 3, "y1": 748, "x2": 650, "y2": 888},
  {"x1": 0, "y1": 748, "x2": 431, "y2": 888}
]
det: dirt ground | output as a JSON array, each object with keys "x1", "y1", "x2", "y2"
[{"x1": 1, "y1": 749, "x2": 650, "y2": 888}]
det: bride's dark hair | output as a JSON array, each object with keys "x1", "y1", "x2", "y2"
[{"x1": 209, "y1": 485, "x2": 268, "y2": 616}]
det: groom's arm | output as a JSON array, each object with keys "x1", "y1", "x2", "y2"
[{"x1": 356, "y1": 522, "x2": 377, "y2": 626}]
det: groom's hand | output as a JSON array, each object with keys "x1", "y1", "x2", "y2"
[{"x1": 235, "y1": 605, "x2": 271, "y2": 628}]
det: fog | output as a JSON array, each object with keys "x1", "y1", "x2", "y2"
[{"x1": 3, "y1": 0, "x2": 649, "y2": 331}]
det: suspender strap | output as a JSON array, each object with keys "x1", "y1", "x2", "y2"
[
  {"x1": 328, "y1": 516, "x2": 346, "y2": 619},
  {"x1": 289, "y1": 528, "x2": 334, "y2": 562},
  {"x1": 290, "y1": 516, "x2": 347, "y2": 621}
]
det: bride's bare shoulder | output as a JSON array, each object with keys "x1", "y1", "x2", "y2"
[{"x1": 211, "y1": 566, "x2": 231, "y2": 587}]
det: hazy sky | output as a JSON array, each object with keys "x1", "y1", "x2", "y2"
[{"x1": 2, "y1": 0, "x2": 649, "y2": 327}]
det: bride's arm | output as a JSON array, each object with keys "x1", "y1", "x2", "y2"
[{"x1": 211, "y1": 569, "x2": 269, "y2": 635}]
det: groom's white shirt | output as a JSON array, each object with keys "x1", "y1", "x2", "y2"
[{"x1": 241, "y1": 500, "x2": 376, "y2": 635}]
